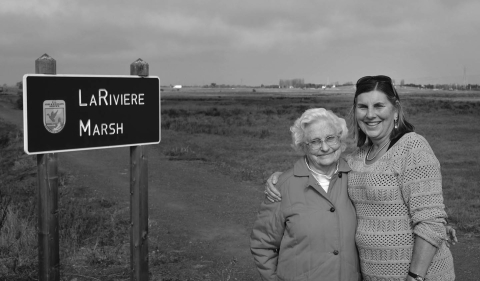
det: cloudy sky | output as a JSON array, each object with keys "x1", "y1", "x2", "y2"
[{"x1": 2, "y1": 0, "x2": 480, "y2": 86}]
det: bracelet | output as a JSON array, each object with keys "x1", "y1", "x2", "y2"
[{"x1": 408, "y1": 271, "x2": 425, "y2": 281}]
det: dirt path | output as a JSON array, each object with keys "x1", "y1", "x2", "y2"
[
  {"x1": 1, "y1": 96, "x2": 479, "y2": 280},
  {"x1": 58, "y1": 147, "x2": 262, "y2": 279}
]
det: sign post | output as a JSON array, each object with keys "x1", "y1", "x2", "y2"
[
  {"x1": 35, "y1": 54, "x2": 60, "y2": 281},
  {"x1": 129, "y1": 59, "x2": 149, "y2": 281},
  {"x1": 25, "y1": 55, "x2": 160, "y2": 281}
]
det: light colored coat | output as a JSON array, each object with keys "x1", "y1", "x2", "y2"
[{"x1": 250, "y1": 157, "x2": 361, "y2": 281}]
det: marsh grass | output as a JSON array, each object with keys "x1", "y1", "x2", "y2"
[
  {"x1": 1, "y1": 90, "x2": 479, "y2": 279},
  {"x1": 159, "y1": 95, "x2": 354, "y2": 182},
  {"x1": 0, "y1": 122, "x2": 132, "y2": 280},
  {"x1": 159, "y1": 92, "x2": 480, "y2": 234},
  {"x1": 0, "y1": 121, "x2": 37, "y2": 279}
]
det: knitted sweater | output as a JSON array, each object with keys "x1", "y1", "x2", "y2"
[{"x1": 347, "y1": 132, "x2": 455, "y2": 281}]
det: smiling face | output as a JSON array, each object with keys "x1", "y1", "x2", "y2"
[
  {"x1": 303, "y1": 120, "x2": 342, "y2": 173},
  {"x1": 355, "y1": 90, "x2": 398, "y2": 145}
]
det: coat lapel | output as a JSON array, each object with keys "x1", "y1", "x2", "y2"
[
  {"x1": 293, "y1": 157, "x2": 331, "y2": 201},
  {"x1": 293, "y1": 156, "x2": 352, "y2": 202}
]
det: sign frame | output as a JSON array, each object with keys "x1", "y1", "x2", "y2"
[{"x1": 23, "y1": 74, "x2": 161, "y2": 155}]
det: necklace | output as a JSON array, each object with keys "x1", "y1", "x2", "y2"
[{"x1": 366, "y1": 140, "x2": 391, "y2": 161}]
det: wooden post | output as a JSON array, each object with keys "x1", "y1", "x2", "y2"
[
  {"x1": 130, "y1": 58, "x2": 149, "y2": 280},
  {"x1": 36, "y1": 54, "x2": 60, "y2": 281}
]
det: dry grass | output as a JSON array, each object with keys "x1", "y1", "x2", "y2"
[{"x1": 0, "y1": 120, "x2": 133, "y2": 280}]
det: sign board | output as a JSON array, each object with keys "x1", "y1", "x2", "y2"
[{"x1": 23, "y1": 74, "x2": 160, "y2": 154}]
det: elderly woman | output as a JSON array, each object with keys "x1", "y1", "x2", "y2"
[
  {"x1": 265, "y1": 75, "x2": 456, "y2": 281},
  {"x1": 250, "y1": 108, "x2": 361, "y2": 281}
]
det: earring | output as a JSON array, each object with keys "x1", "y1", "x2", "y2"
[{"x1": 394, "y1": 118, "x2": 398, "y2": 129}]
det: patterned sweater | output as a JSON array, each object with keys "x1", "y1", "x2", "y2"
[{"x1": 347, "y1": 132, "x2": 455, "y2": 281}]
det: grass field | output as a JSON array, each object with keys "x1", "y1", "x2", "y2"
[
  {"x1": 158, "y1": 87, "x2": 480, "y2": 233},
  {"x1": 1, "y1": 87, "x2": 479, "y2": 279}
]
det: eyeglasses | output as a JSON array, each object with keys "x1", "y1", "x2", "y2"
[
  {"x1": 356, "y1": 75, "x2": 399, "y2": 100},
  {"x1": 305, "y1": 135, "x2": 340, "y2": 150}
]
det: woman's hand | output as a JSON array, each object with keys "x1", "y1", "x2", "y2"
[
  {"x1": 264, "y1": 172, "x2": 283, "y2": 202},
  {"x1": 445, "y1": 225, "x2": 458, "y2": 247}
]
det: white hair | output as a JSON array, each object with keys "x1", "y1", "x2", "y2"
[{"x1": 290, "y1": 108, "x2": 348, "y2": 153}]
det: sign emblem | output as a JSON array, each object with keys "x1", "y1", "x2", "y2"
[{"x1": 43, "y1": 100, "x2": 66, "y2": 133}]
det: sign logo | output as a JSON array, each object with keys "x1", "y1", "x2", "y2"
[{"x1": 43, "y1": 100, "x2": 66, "y2": 133}]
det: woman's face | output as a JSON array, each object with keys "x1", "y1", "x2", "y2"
[
  {"x1": 303, "y1": 120, "x2": 341, "y2": 171},
  {"x1": 355, "y1": 90, "x2": 398, "y2": 144}
]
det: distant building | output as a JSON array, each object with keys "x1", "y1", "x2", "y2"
[{"x1": 173, "y1": 85, "x2": 182, "y2": 89}]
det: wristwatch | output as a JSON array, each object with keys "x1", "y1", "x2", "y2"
[{"x1": 408, "y1": 271, "x2": 425, "y2": 281}]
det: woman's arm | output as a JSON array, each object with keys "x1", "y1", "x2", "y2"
[
  {"x1": 264, "y1": 171, "x2": 283, "y2": 202},
  {"x1": 250, "y1": 195, "x2": 285, "y2": 280},
  {"x1": 401, "y1": 140, "x2": 450, "y2": 278},
  {"x1": 407, "y1": 236, "x2": 437, "y2": 280}
]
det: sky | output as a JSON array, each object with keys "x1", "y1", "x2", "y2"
[{"x1": 2, "y1": 0, "x2": 480, "y2": 87}]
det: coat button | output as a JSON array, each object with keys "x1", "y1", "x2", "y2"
[
  {"x1": 333, "y1": 250, "x2": 339, "y2": 255},
  {"x1": 330, "y1": 207, "x2": 335, "y2": 212},
  {"x1": 338, "y1": 173, "x2": 342, "y2": 178}
]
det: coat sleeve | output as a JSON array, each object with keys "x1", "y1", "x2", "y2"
[
  {"x1": 400, "y1": 140, "x2": 447, "y2": 247},
  {"x1": 250, "y1": 196, "x2": 286, "y2": 281}
]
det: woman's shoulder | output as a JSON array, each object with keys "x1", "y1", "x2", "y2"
[
  {"x1": 386, "y1": 132, "x2": 439, "y2": 169},
  {"x1": 276, "y1": 168, "x2": 295, "y2": 187},
  {"x1": 396, "y1": 132, "x2": 434, "y2": 153}
]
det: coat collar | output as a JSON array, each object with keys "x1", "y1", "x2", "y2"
[
  {"x1": 293, "y1": 156, "x2": 351, "y2": 178},
  {"x1": 293, "y1": 156, "x2": 351, "y2": 199}
]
